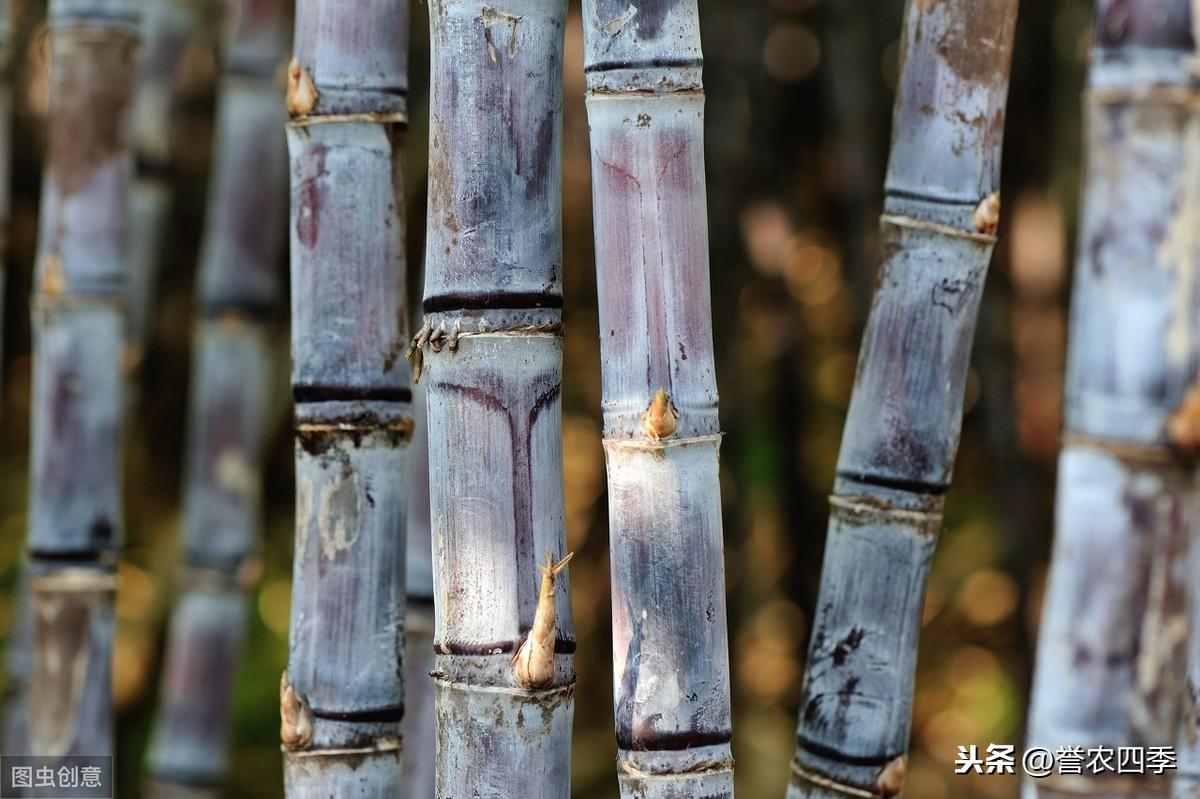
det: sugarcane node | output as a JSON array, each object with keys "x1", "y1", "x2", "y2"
[
  {"x1": 279, "y1": 671, "x2": 314, "y2": 750},
  {"x1": 972, "y1": 191, "x2": 1001, "y2": 235},
  {"x1": 642, "y1": 387, "x2": 679, "y2": 440},
  {"x1": 1167, "y1": 381, "x2": 1200, "y2": 453},
  {"x1": 286, "y1": 58, "x2": 317, "y2": 118},
  {"x1": 512, "y1": 550, "x2": 574, "y2": 689},
  {"x1": 875, "y1": 754, "x2": 907, "y2": 797}
]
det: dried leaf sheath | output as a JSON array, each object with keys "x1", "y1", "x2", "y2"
[
  {"x1": 581, "y1": 0, "x2": 734, "y2": 796},
  {"x1": 414, "y1": 0, "x2": 574, "y2": 795},
  {"x1": 282, "y1": 0, "x2": 413, "y2": 794},
  {"x1": 27, "y1": 0, "x2": 139, "y2": 759},
  {"x1": 144, "y1": 0, "x2": 289, "y2": 792},
  {"x1": 1027, "y1": 4, "x2": 1199, "y2": 797},
  {"x1": 786, "y1": 1, "x2": 1018, "y2": 797}
]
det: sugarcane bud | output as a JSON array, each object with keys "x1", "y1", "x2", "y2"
[
  {"x1": 121, "y1": 344, "x2": 142, "y2": 377},
  {"x1": 512, "y1": 550, "x2": 573, "y2": 689},
  {"x1": 38, "y1": 251, "x2": 66, "y2": 297},
  {"x1": 236, "y1": 553, "x2": 264, "y2": 588},
  {"x1": 875, "y1": 754, "x2": 907, "y2": 797},
  {"x1": 279, "y1": 671, "x2": 314, "y2": 750},
  {"x1": 1168, "y1": 381, "x2": 1200, "y2": 452},
  {"x1": 286, "y1": 58, "x2": 318, "y2": 118},
  {"x1": 972, "y1": 192, "x2": 1001, "y2": 235},
  {"x1": 642, "y1": 388, "x2": 679, "y2": 440}
]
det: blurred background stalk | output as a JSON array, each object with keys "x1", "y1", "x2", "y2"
[
  {"x1": 26, "y1": 0, "x2": 139, "y2": 760},
  {"x1": 1025, "y1": 3, "x2": 1199, "y2": 797},
  {"x1": 125, "y1": 0, "x2": 196, "y2": 381},
  {"x1": 142, "y1": 0, "x2": 289, "y2": 794}
]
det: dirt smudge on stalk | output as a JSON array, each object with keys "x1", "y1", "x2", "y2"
[
  {"x1": 831, "y1": 627, "x2": 865, "y2": 667},
  {"x1": 934, "y1": 0, "x2": 1016, "y2": 86},
  {"x1": 318, "y1": 467, "x2": 360, "y2": 560},
  {"x1": 595, "y1": 0, "x2": 672, "y2": 38},
  {"x1": 49, "y1": 34, "x2": 138, "y2": 195},
  {"x1": 601, "y1": 5, "x2": 637, "y2": 37},
  {"x1": 931, "y1": 278, "x2": 971, "y2": 314},
  {"x1": 296, "y1": 477, "x2": 313, "y2": 557},
  {"x1": 295, "y1": 145, "x2": 327, "y2": 249},
  {"x1": 481, "y1": 5, "x2": 522, "y2": 62}
]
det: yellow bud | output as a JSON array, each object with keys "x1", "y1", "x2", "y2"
[
  {"x1": 642, "y1": 388, "x2": 679, "y2": 440},
  {"x1": 287, "y1": 59, "x2": 318, "y2": 118}
]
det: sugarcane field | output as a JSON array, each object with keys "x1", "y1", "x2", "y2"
[{"x1": 0, "y1": 0, "x2": 1197, "y2": 796}]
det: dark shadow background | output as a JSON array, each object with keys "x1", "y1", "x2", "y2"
[{"x1": 0, "y1": 0, "x2": 1089, "y2": 796}]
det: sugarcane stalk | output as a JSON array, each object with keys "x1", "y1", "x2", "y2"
[
  {"x1": 127, "y1": 0, "x2": 197, "y2": 371},
  {"x1": 409, "y1": 0, "x2": 573, "y2": 794},
  {"x1": 282, "y1": 0, "x2": 413, "y2": 793},
  {"x1": 401, "y1": 384, "x2": 436, "y2": 797},
  {"x1": 27, "y1": 0, "x2": 140, "y2": 759},
  {"x1": 1027, "y1": 3, "x2": 1199, "y2": 797},
  {"x1": 143, "y1": 0, "x2": 290, "y2": 793},
  {"x1": 786, "y1": 2, "x2": 1018, "y2": 797},
  {"x1": 580, "y1": 1, "x2": 733, "y2": 795}
]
